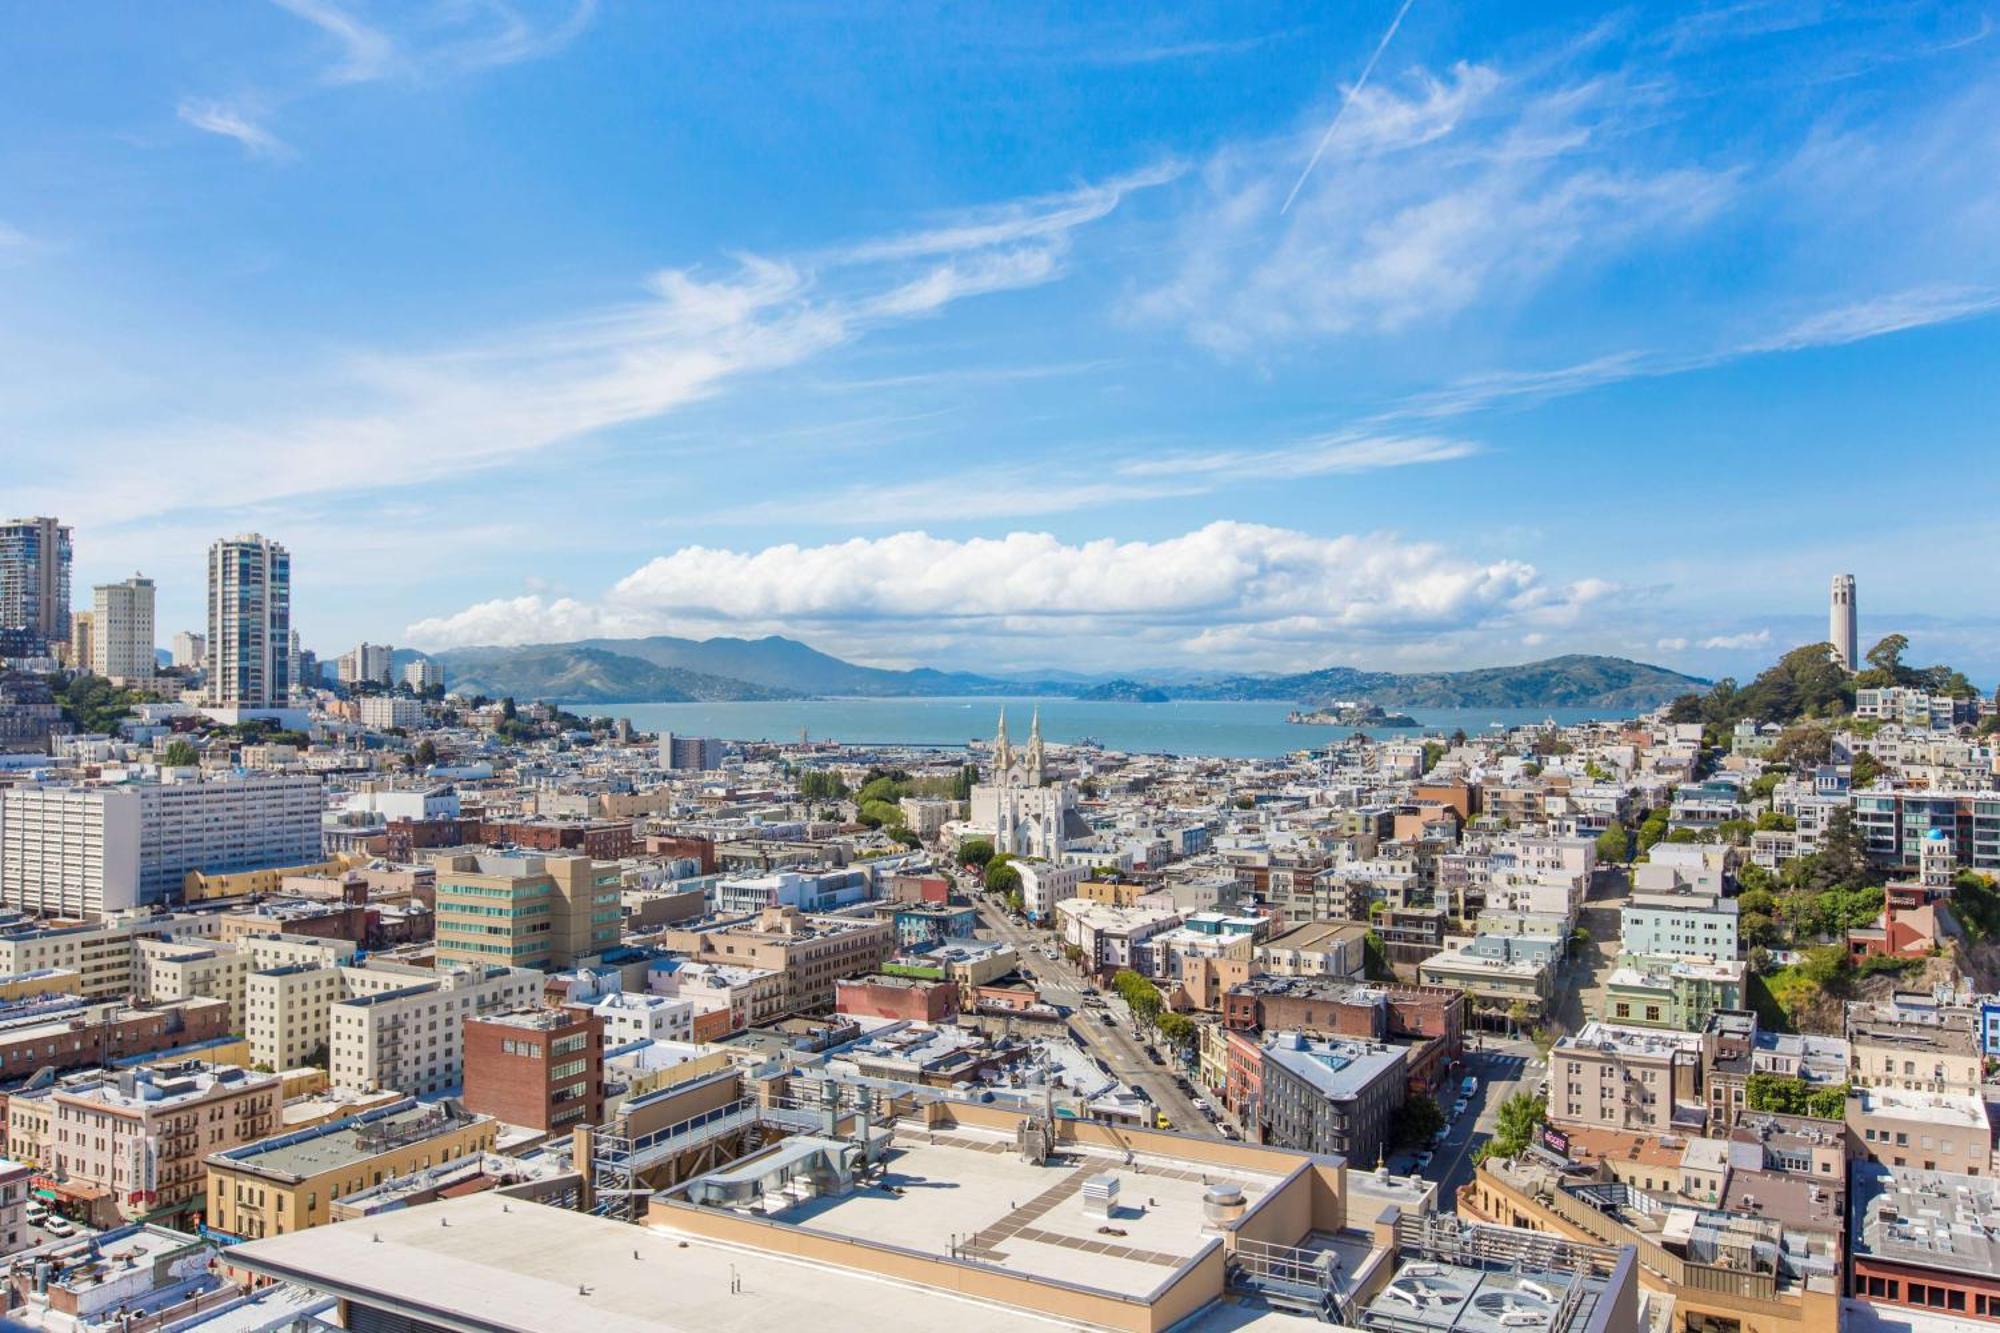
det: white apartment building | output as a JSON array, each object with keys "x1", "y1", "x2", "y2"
[
  {"x1": 1622, "y1": 892, "x2": 1740, "y2": 963},
  {"x1": 590, "y1": 991, "x2": 694, "y2": 1047},
  {"x1": 247, "y1": 964, "x2": 348, "y2": 1070},
  {"x1": 0, "y1": 774, "x2": 323, "y2": 915},
  {"x1": 171, "y1": 631, "x2": 205, "y2": 669},
  {"x1": 142, "y1": 933, "x2": 355, "y2": 1033},
  {"x1": 1013, "y1": 859, "x2": 1083, "y2": 922},
  {"x1": 329, "y1": 965, "x2": 542, "y2": 1096},
  {"x1": 402, "y1": 658, "x2": 443, "y2": 691},
  {"x1": 357, "y1": 696, "x2": 424, "y2": 730},
  {"x1": 336, "y1": 642, "x2": 393, "y2": 686},
  {"x1": 0, "y1": 914, "x2": 217, "y2": 999},
  {"x1": 91, "y1": 575, "x2": 155, "y2": 683}
]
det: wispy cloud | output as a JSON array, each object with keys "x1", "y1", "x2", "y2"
[
  {"x1": 717, "y1": 429, "x2": 1478, "y2": 527},
  {"x1": 1281, "y1": 0, "x2": 1418, "y2": 214},
  {"x1": 1120, "y1": 432, "x2": 1478, "y2": 481},
  {"x1": 176, "y1": 99, "x2": 295, "y2": 160},
  {"x1": 1135, "y1": 57, "x2": 1737, "y2": 353},
  {"x1": 179, "y1": 1, "x2": 597, "y2": 162},
  {"x1": 1086, "y1": 29, "x2": 1300, "y2": 67},
  {"x1": 437, "y1": 0, "x2": 598, "y2": 73},
  {"x1": 19, "y1": 169, "x2": 1157, "y2": 529},
  {"x1": 833, "y1": 162, "x2": 1182, "y2": 265},
  {"x1": 1745, "y1": 285, "x2": 2000, "y2": 353},
  {"x1": 270, "y1": 0, "x2": 398, "y2": 83},
  {"x1": 1700, "y1": 629, "x2": 1771, "y2": 650},
  {"x1": 1389, "y1": 281, "x2": 2000, "y2": 423}
]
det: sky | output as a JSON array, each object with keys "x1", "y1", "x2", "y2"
[{"x1": 4, "y1": 0, "x2": 1998, "y2": 684}]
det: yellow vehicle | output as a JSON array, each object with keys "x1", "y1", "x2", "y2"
[{"x1": 1154, "y1": 1112, "x2": 1172, "y2": 1130}]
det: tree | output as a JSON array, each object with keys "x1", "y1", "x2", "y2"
[
  {"x1": 1398, "y1": 1094, "x2": 1446, "y2": 1148},
  {"x1": 1476, "y1": 1093, "x2": 1546, "y2": 1162},
  {"x1": 1850, "y1": 750, "x2": 1884, "y2": 790},
  {"x1": 1596, "y1": 823, "x2": 1630, "y2": 863},
  {"x1": 888, "y1": 826, "x2": 923, "y2": 848},
  {"x1": 1636, "y1": 810, "x2": 1670, "y2": 852},
  {"x1": 1156, "y1": 1011, "x2": 1197, "y2": 1055},
  {"x1": 857, "y1": 775, "x2": 909, "y2": 806},
  {"x1": 159, "y1": 739, "x2": 200, "y2": 768},
  {"x1": 1819, "y1": 808, "x2": 1872, "y2": 887},
  {"x1": 984, "y1": 861, "x2": 1021, "y2": 897},
  {"x1": 952, "y1": 763, "x2": 978, "y2": 802},
  {"x1": 959, "y1": 838, "x2": 995, "y2": 868},
  {"x1": 1858, "y1": 633, "x2": 1912, "y2": 686},
  {"x1": 858, "y1": 799, "x2": 904, "y2": 828},
  {"x1": 799, "y1": 770, "x2": 848, "y2": 800},
  {"x1": 1361, "y1": 930, "x2": 1396, "y2": 982},
  {"x1": 1746, "y1": 1072, "x2": 1847, "y2": 1120},
  {"x1": 500, "y1": 696, "x2": 518, "y2": 720},
  {"x1": 1770, "y1": 722, "x2": 1834, "y2": 768},
  {"x1": 413, "y1": 738, "x2": 438, "y2": 768}
]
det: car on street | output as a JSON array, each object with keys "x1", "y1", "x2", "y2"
[
  {"x1": 1452, "y1": 1099, "x2": 1468, "y2": 1119},
  {"x1": 1414, "y1": 1151, "x2": 1434, "y2": 1170},
  {"x1": 1460, "y1": 1075, "x2": 1479, "y2": 1098},
  {"x1": 1191, "y1": 1097, "x2": 1210, "y2": 1113},
  {"x1": 44, "y1": 1218, "x2": 75, "y2": 1237}
]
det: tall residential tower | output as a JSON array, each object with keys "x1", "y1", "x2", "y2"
[
  {"x1": 207, "y1": 534, "x2": 291, "y2": 709},
  {"x1": 0, "y1": 515, "x2": 72, "y2": 649},
  {"x1": 1830, "y1": 573, "x2": 1858, "y2": 670}
]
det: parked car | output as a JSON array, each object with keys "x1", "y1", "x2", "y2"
[
  {"x1": 1432, "y1": 1127, "x2": 1449, "y2": 1148},
  {"x1": 1414, "y1": 1151, "x2": 1434, "y2": 1170},
  {"x1": 1451, "y1": 1099, "x2": 1469, "y2": 1119},
  {"x1": 44, "y1": 1218, "x2": 75, "y2": 1237},
  {"x1": 1460, "y1": 1075, "x2": 1479, "y2": 1099},
  {"x1": 1191, "y1": 1098, "x2": 1210, "y2": 1113},
  {"x1": 25, "y1": 1204, "x2": 47, "y2": 1226}
]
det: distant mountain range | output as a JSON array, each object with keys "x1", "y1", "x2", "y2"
[{"x1": 424, "y1": 635, "x2": 1706, "y2": 709}]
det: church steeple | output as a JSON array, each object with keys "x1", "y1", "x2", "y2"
[
  {"x1": 993, "y1": 708, "x2": 1013, "y2": 781},
  {"x1": 1027, "y1": 707, "x2": 1046, "y2": 786}
]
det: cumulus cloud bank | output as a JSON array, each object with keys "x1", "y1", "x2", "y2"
[{"x1": 406, "y1": 521, "x2": 1615, "y2": 669}]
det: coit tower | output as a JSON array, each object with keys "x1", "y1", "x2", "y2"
[{"x1": 1829, "y1": 574, "x2": 1857, "y2": 670}]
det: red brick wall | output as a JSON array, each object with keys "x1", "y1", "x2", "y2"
[
  {"x1": 835, "y1": 978, "x2": 958, "y2": 1023},
  {"x1": 0, "y1": 999, "x2": 231, "y2": 1081},
  {"x1": 647, "y1": 835, "x2": 718, "y2": 875},
  {"x1": 462, "y1": 1011, "x2": 603, "y2": 1133}
]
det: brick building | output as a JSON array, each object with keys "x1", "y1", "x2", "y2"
[
  {"x1": 462, "y1": 1007, "x2": 604, "y2": 1134},
  {"x1": 477, "y1": 818, "x2": 634, "y2": 861},
  {"x1": 1222, "y1": 976, "x2": 1464, "y2": 1093},
  {"x1": 0, "y1": 997, "x2": 231, "y2": 1083},
  {"x1": 834, "y1": 976, "x2": 959, "y2": 1024}
]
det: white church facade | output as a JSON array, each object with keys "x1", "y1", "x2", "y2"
[{"x1": 967, "y1": 709, "x2": 1081, "y2": 871}]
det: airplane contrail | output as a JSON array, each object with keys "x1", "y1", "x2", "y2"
[{"x1": 1280, "y1": 0, "x2": 1419, "y2": 215}]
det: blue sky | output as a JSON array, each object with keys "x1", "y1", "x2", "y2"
[{"x1": 5, "y1": 1, "x2": 1998, "y2": 682}]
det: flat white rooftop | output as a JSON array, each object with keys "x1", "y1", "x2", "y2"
[
  {"x1": 229, "y1": 1191, "x2": 1081, "y2": 1333},
  {"x1": 735, "y1": 1124, "x2": 1284, "y2": 1298}
]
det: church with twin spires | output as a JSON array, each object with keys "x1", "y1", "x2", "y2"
[{"x1": 967, "y1": 707, "x2": 1082, "y2": 860}]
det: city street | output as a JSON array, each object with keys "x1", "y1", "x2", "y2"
[
  {"x1": 1384, "y1": 1034, "x2": 1543, "y2": 1202},
  {"x1": 1557, "y1": 865, "x2": 1631, "y2": 1037},
  {"x1": 968, "y1": 893, "x2": 1212, "y2": 1133}
]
